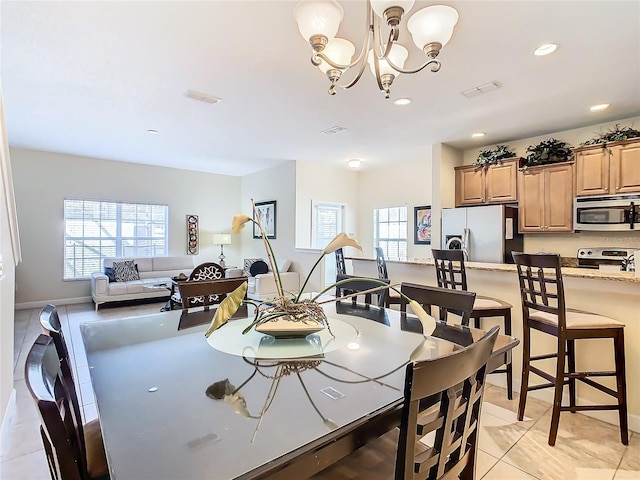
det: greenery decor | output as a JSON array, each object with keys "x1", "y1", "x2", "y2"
[
  {"x1": 580, "y1": 124, "x2": 640, "y2": 146},
  {"x1": 475, "y1": 144, "x2": 517, "y2": 166},
  {"x1": 523, "y1": 138, "x2": 573, "y2": 167}
]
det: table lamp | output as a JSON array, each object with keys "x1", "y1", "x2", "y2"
[{"x1": 212, "y1": 233, "x2": 232, "y2": 268}]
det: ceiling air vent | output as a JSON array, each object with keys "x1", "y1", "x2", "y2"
[
  {"x1": 184, "y1": 89, "x2": 222, "y2": 104},
  {"x1": 461, "y1": 82, "x2": 500, "y2": 98},
  {"x1": 321, "y1": 126, "x2": 347, "y2": 135}
]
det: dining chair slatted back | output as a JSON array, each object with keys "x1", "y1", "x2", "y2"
[
  {"x1": 513, "y1": 252, "x2": 628, "y2": 446},
  {"x1": 25, "y1": 335, "x2": 109, "y2": 480},
  {"x1": 39, "y1": 304, "x2": 85, "y2": 454},
  {"x1": 311, "y1": 326, "x2": 499, "y2": 480},
  {"x1": 335, "y1": 274, "x2": 389, "y2": 308},
  {"x1": 432, "y1": 248, "x2": 514, "y2": 400},
  {"x1": 432, "y1": 249, "x2": 468, "y2": 290},
  {"x1": 400, "y1": 282, "x2": 476, "y2": 326},
  {"x1": 178, "y1": 277, "x2": 247, "y2": 310},
  {"x1": 376, "y1": 247, "x2": 401, "y2": 308},
  {"x1": 335, "y1": 248, "x2": 347, "y2": 276},
  {"x1": 396, "y1": 325, "x2": 499, "y2": 480}
]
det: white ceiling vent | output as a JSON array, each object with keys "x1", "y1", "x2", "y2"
[
  {"x1": 461, "y1": 82, "x2": 501, "y2": 98},
  {"x1": 184, "y1": 89, "x2": 222, "y2": 104},
  {"x1": 321, "y1": 126, "x2": 347, "y2": 135}
]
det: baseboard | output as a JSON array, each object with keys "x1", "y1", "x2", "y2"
[
  {"x1": 487, "y1": 376, "x2": 639, "y2": 433},
  {"x1": 1, "y1": 389, "x2": 17, "y2": 443},
  {"x1": 15, "y1": 296, "x2": 92, "y2": 310}
]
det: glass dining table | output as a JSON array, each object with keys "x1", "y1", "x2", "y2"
[{"x1": 80, "y1": 300, "x2": 518, "y2": 480}]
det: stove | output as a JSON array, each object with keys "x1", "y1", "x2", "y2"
[{"x1": 576, "y1": 247, "x2": 631, "y2": 269}]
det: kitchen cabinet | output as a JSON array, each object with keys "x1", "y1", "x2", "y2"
[
  {"x1": 574, "y1": 139, "x2": 640, "y2": 196},
  {"x1": 518, "y1": 162, "x2": 574, "y2": 233},
  {"x1": 455, "y1": 158, "x2": 519, "y2": 206}
]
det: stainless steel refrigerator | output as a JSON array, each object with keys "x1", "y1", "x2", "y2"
[{"x1": 441, "y1": 205, "x2": 523, "y2": 264}]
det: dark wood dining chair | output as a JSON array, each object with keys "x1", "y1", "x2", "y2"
[
  {"x1": 400, "y1": 282, "x2": 476, "y2": 326},
  {"x1": 431, "y1": 248, "x2": 514, "y2": 399},
  {"x1": 178, "y1": 277, "x2": 247, "y2": 310},
  {"x1": 312, "y1": 326, "x2": 499, "y2": 480},
  {"x1": 335, "y1": 273, "x2": 389, "y2": 308},
  {"x1": 170, "y1": 261, "x2": 226, "y2": 309},
  {"x1": 375, "y1": 247, "x2": 401, "y2": 309},
  {"x1": 512, "y1": 252, "x2": 628, "y2": 446},
  {"x1": 25, "y1": 334, "x2": 109, "y2": 480}
]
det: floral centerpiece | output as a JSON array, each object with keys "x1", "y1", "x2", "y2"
[{"x1": 204, "y1": 201, "x2": 433, "y2": 341}]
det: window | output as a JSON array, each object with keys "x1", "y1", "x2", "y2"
[
  {"x1": 373, "y1": 206, "x2": 407, "y2": 261},
  {"x1": 312, "y1": 202, "x2": 345, "y2": 287},
  {"x1": 312, "y1": 203, "x2": 344, "y2": 249},
  {"x1": 64, "y1": 199, "x2": 168, "y2": 279}
]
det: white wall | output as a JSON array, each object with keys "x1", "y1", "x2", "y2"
[
  {"x1": 294, "y1": 161, "x2": 360, "y2": 249},
  {"x1": 461, "y1": 116, "x2": 640, "y2": 256},
  {"x1": 356, "y1": 156, "x2": 434, "y2": 261},
  {"x1": 10, "y1": 148, "x2": 242, "y2": 307}
]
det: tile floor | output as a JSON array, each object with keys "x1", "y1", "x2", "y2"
[{"x1": 2, "y1": 301, "x2": 638, "y2": 480}]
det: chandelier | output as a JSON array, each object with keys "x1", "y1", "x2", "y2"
[{"x1": 293, "y1": 0, "x2": 459, "y2": 99}]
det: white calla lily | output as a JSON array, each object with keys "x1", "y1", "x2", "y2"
[
  {"x1": 323, "y1": 233, "x2": 363, "y2": 254},
  {"x1": 232, "y1": 214, "x2": 252, "y2": 234}
]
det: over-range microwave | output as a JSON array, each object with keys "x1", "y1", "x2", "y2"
[{"x1": 574, "y1": 193, "x2": 640, "y2": 231}]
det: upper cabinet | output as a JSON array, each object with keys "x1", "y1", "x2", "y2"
[
  {"x1": 574, "y1": 139, "x2": 640, "y2": 196},
  {"x1": 455, "y1": 158, "x2": 519, "y2": 207},
  {"x1": 518, "y1": 162, "x2": 574, "y2": 233}
]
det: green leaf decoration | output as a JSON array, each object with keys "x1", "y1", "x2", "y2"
[
  {"x1": 580, "y1": 123, "x2": 640, "y2": 146},
  {"x1": 204, "y1": 281, "x2": 248, "y2": 337},
  {"x1": 523, "y1": 138, "x2": 572, "y2": 167},
  {"x1": 475, "y1": 144, "x2": 517, "y2": 166}
]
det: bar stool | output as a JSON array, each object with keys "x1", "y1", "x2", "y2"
[
  {"x1": 432, "y1": 248, "x2": 514, "y2": 399},
  {"x1": 513, "y1": 252, "x2": 628, "y2": 446}
]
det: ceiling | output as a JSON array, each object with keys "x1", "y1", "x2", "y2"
[{"x1": 2, "y1": 1, "x2": 639, "y2": 177}]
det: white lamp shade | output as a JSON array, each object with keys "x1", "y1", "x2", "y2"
[
  {"x1": 294, "y1": 0, "x2": 344, "y2": 42},
  {"x1": 370, "y1": 0, "x2": 415, "y2": 19},
  {"x1": 318, "y1": 38, "x2": 355, "y2": 73},
  {"x1": 212, "y1": 233, "x2": 232, "y2": 245},
  {"x1": 407, "y1": 5, "x2": 459, "y2": 50},
  {"x1": 367, "y1": 43, "x2": 409, "y2": 77}
]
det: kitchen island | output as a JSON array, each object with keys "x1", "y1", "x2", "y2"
[{"x1": 347, "y1": 256, "x2": 640, "y2": 433}]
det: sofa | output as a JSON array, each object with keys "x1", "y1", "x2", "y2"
[
  {"x1": 91, "y1": 256, "x2": 195, "y2": 310},
  {"x1": 226, "y1": 258, "x2": 299, "y2": 301}
]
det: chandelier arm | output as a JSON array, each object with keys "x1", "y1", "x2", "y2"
[
  {"x1": 371, "y1": 19, "x2": 385, "y2": 92},
  {"x1": 385, "y1": 57, "x2": 442, "y2": 75}
]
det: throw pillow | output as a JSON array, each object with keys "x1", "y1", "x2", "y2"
[
  {"x1": 104, "y1": 266, "x2": 116, "y2": 283},
  {"x1": 249, "y1": 260, "x2": 269, "y2": 277},
  {"x1": 243, "y1": 258, "x2": 263, "y2": 277},
  {"x1": 113, "y1": 260, "x2": 140, "y2": 282}
]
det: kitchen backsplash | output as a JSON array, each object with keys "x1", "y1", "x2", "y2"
[{"x1": 524, "y1": 231, "x2": 640, "y2": 258}]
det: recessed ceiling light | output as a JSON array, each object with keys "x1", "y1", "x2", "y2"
[
  {"x1": 394, "y1": 98, "x2": 412, "y2": 106},
  {"x1": 471, "y1": 132, "x2": 486, "y2": 138},
  {"x1": 348, "y1": 159, "x2": 362, "y2": 168},
  {"x1": 147, "y1": 129, "x2": 159, "y2": 135},
  {"x1": 590, "y1": 103, "x2": 610, "y2": 112},
  {"x1": 533, "y1": 43, "x2": 558, "y2": 56}
]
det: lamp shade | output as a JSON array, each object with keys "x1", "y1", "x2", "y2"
[
  {"x1": 294, "y1": 0, "x2": 344, "y2": 43},
  {"x1": 212, "y1": 233, "x2": 232, "y2": 245},
  {"x1": 370, "y1": 0, "x2": 415, "y2": 19},
  {"x1": 318, "y1": 38, "x2": 355, "y2": 73},
  {"x1": 407, "y1": 5, "x2": 459, "y2": 50},
  {"x1": 367, "y1": 43, "x2": 409, "y2": 77}
]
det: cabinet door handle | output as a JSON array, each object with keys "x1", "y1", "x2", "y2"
[{"x1": 605, "y1": 187, "x2": 609, "y2": 191}]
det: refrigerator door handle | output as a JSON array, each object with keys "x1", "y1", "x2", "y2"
[{"x1": 462, "y1": 228, "x2": 470, "y2": 261}]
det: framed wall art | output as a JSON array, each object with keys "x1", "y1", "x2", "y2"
[
  {"x1": 186, "y1": 214, "x2": 199, "y2": 254},
  {"x1": 253, "y1": 201, "x2": 276, "y2": 239},
  {"x1": 414, "y1": 206, "x2": 432, "y2": 245}
]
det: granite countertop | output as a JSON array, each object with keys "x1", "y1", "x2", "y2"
[{"x1": 347, "y1": 257, "x2": 640, "y2": 283}]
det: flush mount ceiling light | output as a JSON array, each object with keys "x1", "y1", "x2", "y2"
[
  {"x1": 533, "y1": 43, "x2": 558, "y2": 56},
  {"x1": 590, "y1": 103, "x2": 610, "y2": 112},
  {"x1": 471, "y1": 132, "x2": 486, "y2": 138},
  {"x1": 294, "y1": 0, "x2": 459, "y2": 99},
  {"x1": 147, "y1": 129, "x2": 159, "y2": 135},
  {"x1": 394, "y1": 97, "x2": 412, "y2": 106},
  {"x1": 348, "y1": 159, "x2": 362, "y2": 168}
]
